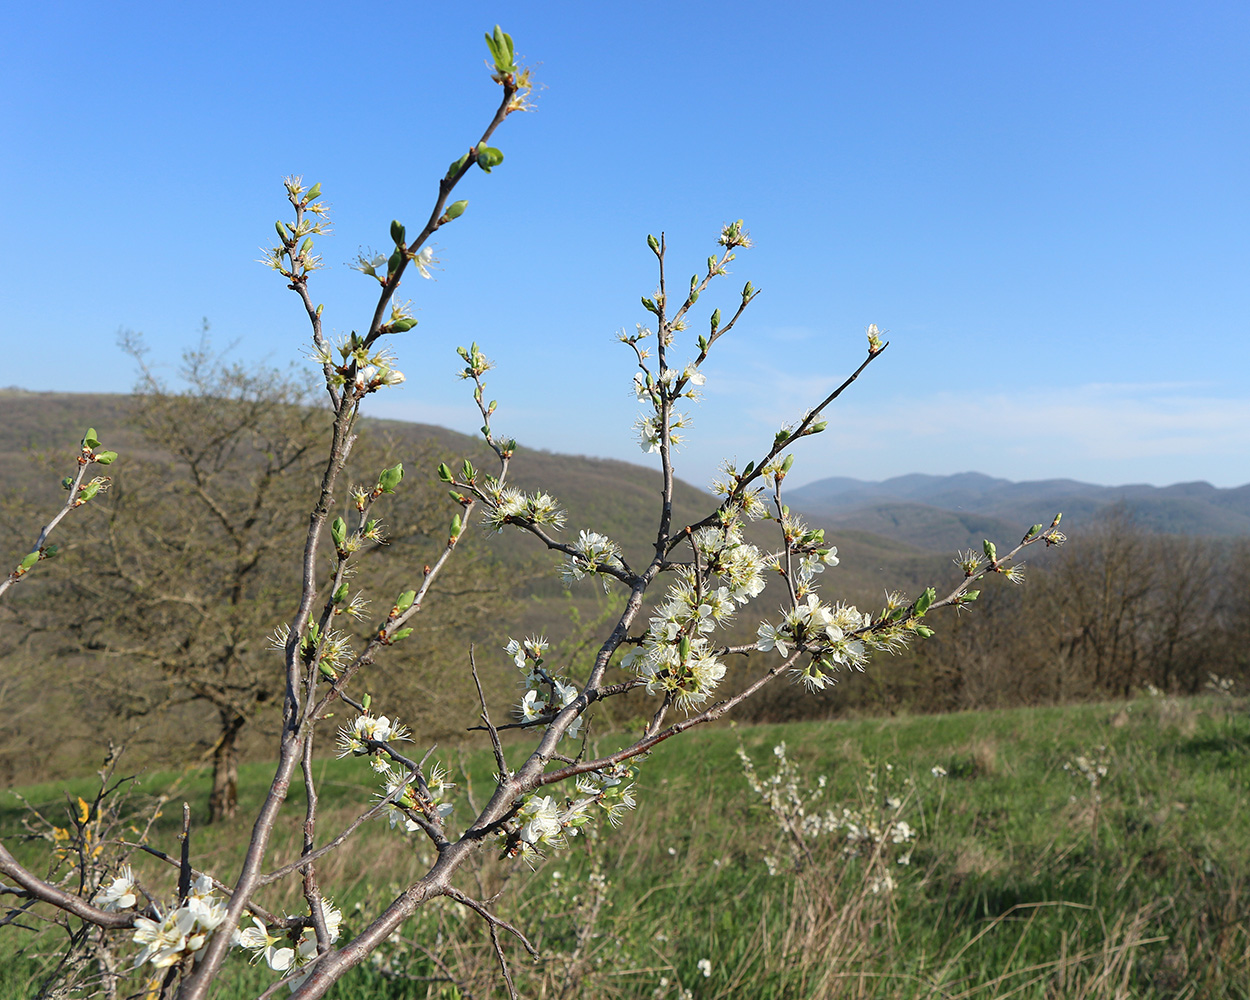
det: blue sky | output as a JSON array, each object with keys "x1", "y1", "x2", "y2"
[{"x1": 3, "y1": 1, "x2": 1248, "y2": 489}]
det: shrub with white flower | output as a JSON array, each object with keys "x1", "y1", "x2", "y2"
[{"x1": 0, "y1": 24, "x2": 1060, "y2": 1000}]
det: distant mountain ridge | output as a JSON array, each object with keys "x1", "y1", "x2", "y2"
[
  {"x1": 5, "y1": 390, "x2": 1245, "y2": 559},
  {"x1": 788, "y1": 472, "x2": 1250, "y2": 550}
]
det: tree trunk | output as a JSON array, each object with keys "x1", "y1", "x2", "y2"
[{"x1": 208, "y1": 710, "x2": 246, "y2": 823}]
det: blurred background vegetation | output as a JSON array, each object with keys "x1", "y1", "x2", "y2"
[{"x1": 1, "y1": 355, "x2": 1247, "y2": 802}]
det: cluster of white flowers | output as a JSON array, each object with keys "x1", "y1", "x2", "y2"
[
  {"x1": 739, "y1": 743, "x2": 923, "y2": 885},
  {"x1": 372, "y1": 759, "x2": 455, "y2": 832},
  {"x1": 481, "y1": 486, "x2": 566, "y2": 532},
  {"x1": 632, "y1": 365, "x2": 705, "y2": 406},
  {"x1": 310, "y1": 335, "x2": 407, "y2": 396},
  {"x1": 756, "y1": 595, "x2": 871, "y2": 690},
  {"x1": 124, "y1": 874, "x2": 227, "y2": 970},
  {"x1": 620, "y1": 580, "x2": 731, "y2": 710},
  {"x1": 560, "y1": 529, "x2": 625, "y2": 590},
  {"x1": 1206, "y1": 672, "x2": 1236, "y2": 695},
  {"x1": 505, "y1": 636, "x2": 585, "y2": 740},
  {"x1": 690, "y1": 523, "x2": 768, "y2": 604},
  {"x1": 233, "y1": 897, "x2": 343, "y2": 990},
  {"x1": 1064, "y1": 747, "x2": 1111, "y2": 802},
  {"x1": 635, "y1": 412, "x2": 690, "y2": 454},
  {"x1": 90, "y1": 868, "x2": 347, "y2": 982},
  {"x1": 505, "y1": 764, "x2": 638, "y2": 859},
  {"x1": 335, "y1": 713, "x2": 412, "y2": 757}
]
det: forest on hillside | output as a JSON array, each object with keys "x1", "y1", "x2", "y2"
[{"x1": 2, "y1": 387, "x2": 1248, "y2": 791}]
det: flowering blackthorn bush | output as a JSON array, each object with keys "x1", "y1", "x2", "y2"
[{"x1": 0, "y1": 26, "x2": 1060, "y2": 1000}]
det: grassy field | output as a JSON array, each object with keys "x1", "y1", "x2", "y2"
[{"x1": 3, "y1": 694, "x2": 1247, "y2": 999}]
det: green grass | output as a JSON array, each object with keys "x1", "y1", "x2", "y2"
[{"x1": 3, "y1": 695, "x2": 1247, "y2": 998}]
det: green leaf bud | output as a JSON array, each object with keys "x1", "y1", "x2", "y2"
[
  {"x1": 395, "y1": 590, "x2": 416, "y2": 614},
  {"x1": 19, "y1": 552, "x2": 39, "y2": 572},
  {"x1": 461, "y1": 459, "x2": 475, "y2": 481},
  {"x1": 710, "y1": 308, "x2": 721, "y2": 331},
  {"x1": 361, "y1": 693, "x2": 371, "y2": 712},
  {"x1": 475, "y1": 145, "x2": 504, "y2": 172},
  {"x1": 437, "y1": 463, "x2": 453, "y2": 483},
  {"x1": 377, "y1": 463, "x2": 404, "y2": 494},
  {"x1": 447, "y1": 152, "x2": 471, "y2": 179},
  {"x1": 641, "y1": 296, "x2": 658, "y2": 314},
  {"x1": 387, "y1": 248, "x2": 403, "y2": 275},
  {"x1": 450, "y1": 513, "x2": 463, "y2": 539},
  {"x1": 319, "y1": 662, "x2": 338, "y2": 681},
  {"x1": 781, "y1": 454, "x2": 795, "y2": 474},
  {"x1": 78, "y1": 482, "x2": 100, "y2": 503},
  {"x1": 688, "y1": 288, "x2": 699, "y2": 305},
  {"x1": 962, "y1": 590, "x2": 980, "y2": 602},
  {"x1": 679, "y1": 634, "x2": 691, "y2": 661},
  {"x1": 647, "y1": 234, "x2": 659, "y2": 253},
  {"x1": 333, "y1": 582, "x2": 349, "y2": 604},
  {"x1": 275, "y1": 220, "x2": 288, "y2": 241},
  {"x1": 982, "y1": 539, "x2": 997, "y2": 562},
  {"x1": 914, "y1": 624, "x2": 935, "y2": 638},
  {"x1": 390, "y1": 220, "x2": 405, "y2": 246},
  {"x1": 1026, "y1": 523, "x2": 1043, "y2": 539},
  {"x1": 42, "y1": 545, "x2": 56, "y2": 560},
  {"x1": 306, "y1": 182, "x2": 321, "y2": 201},
  {"x1": 82, "y1": 428, "x2": 101, "y2": 450},
  {"x1": 61, "y1": 477, "x2": 74, "y2": 491},
  {"x1": 392, "y1": 627, "x2": 413, "y2": 642},
  {"x1": 93, "y1": 451, "x2": 118, "y2": 465},
  {"x1": 914, "y1": 587, "x2": 935, "y2": 616},
  {"x1": 445, "y1": 199, "x2": 468, "y2": 220},
  {"x1": 331, "y1": 517, "x2": 347, "y2": 549},
  {"x1": 805, "y1": 421, "x2": 828, "y2": 435},
  {"x1": 299, "y1": 237, "x2": 313, "y2": 256},
  {"x1": 742, "y1": 281, "x2": 755, "y2": 302},
  {"x1": 388, "y1": 318, "x2": 418, "y2": 333}
]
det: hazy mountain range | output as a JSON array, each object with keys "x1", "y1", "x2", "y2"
[
  {"x1": 4, "y1": 390, "x2": 1247, "y2": 563},
  {"x1": 787, "y1": 472, "x2": 1250, "y2": 551}
]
